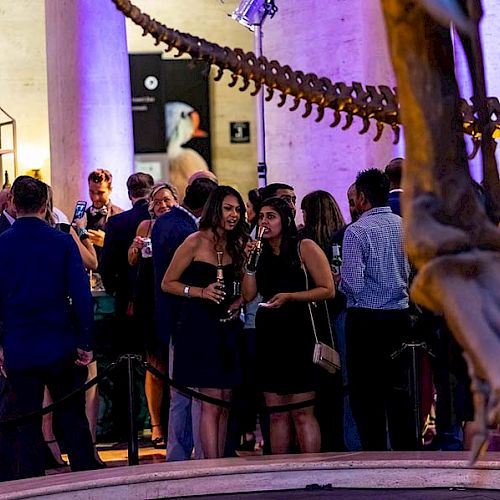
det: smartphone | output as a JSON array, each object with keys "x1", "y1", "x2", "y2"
[{"x1": 72, "y1": 201, "x2": 87, "y2": 222}]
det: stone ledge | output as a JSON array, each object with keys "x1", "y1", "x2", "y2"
[{"x1": 2, "y1": 452, "x2": 500, "y2": 499}]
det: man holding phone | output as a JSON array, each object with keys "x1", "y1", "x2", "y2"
[{"x1": 77, "y1": 169, "x2": 123, "y2": 260}]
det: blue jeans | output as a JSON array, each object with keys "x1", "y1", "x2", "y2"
[
  {"x1": 166, "y1": 344, "x2": 203, "y2": 461},
  {"x1": 166, "y1": 388, "x2": 202, "y2": 461}
]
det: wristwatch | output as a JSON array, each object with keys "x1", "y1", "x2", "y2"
[{"x1": 183, "y1": 285, "x2": 191, "y2": 298}]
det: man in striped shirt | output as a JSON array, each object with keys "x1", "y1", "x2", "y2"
[{"x1": 340, "y1": 168, "x2": 415, "y2": 451}]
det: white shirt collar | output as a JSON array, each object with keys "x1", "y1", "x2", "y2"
[
  {"x1": 3, "y1": 210, "x2": 15, "y2": 225},
  {"x1": 176, "y1": 205, "x2": 198, "y2": 227}
]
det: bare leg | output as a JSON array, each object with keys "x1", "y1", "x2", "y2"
[
  {"x1": 264, "y1": 393, "x2": 293, "y2": 454},
  {"x1": 217, "y1": 390, "x2": 231, "y2": 457},
  {"x1": 200, "y1": 388, "x2": 230, "y2": 459},
  {"x1": 290, "y1": 392, "x2": 321, "y2": 453},
  {"x1": 83, "y1": 362, "x2": 105, "y2": 464},
  {"x1": 145, "y1": 354, "x2": 166, "y2": 441},
  {"x1": 85, "y1": 361, "x2": 99, "y2": 442},
  {"x1": 42, "y1": 387, "x2": 65, "y2": 466}
]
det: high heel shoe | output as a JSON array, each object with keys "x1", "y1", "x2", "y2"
[
  {"x1": 151, "y1": 424, "x2": 166, "y2": 449},
  {"x1": 44, "y1": 440, "x2": 67, "y2": 469}
]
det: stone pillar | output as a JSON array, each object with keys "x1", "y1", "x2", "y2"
[
  {"x1": 45, "y1": 0, "x2": 134, "y2": 215},
  {"x1": 263, "y1": 0, "x2": 398, "y2": 219}
]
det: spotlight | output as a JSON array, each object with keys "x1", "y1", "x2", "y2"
[{"x1": 231, "y1": 0, "x2": 278, "y2": 31}]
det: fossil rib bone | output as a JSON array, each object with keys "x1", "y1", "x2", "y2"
[{"x1": 112, "y1": 0, "x2": 499, "y2": 147}]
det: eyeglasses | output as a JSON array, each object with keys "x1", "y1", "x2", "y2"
[{"x1": 153, "y1": 197, "x2": 174, "y2": 207}]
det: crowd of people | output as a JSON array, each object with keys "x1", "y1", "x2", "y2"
[{"x1": 0, "y1": 158, "x2": 476, "y2": 481}]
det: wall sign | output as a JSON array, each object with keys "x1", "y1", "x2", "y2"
[{"x1": 230, "y1": 122, "x2": 250, "y2": 143}]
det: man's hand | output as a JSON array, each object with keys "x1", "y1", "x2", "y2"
[
  {"x1": 75, "y1": 348, "x2": 93, "y2": 366},
  {"x1": 88, "y1": 229, "x2": 105, "y2": 248},
  {"x1": 0, "y1": 345, "x2": 6, "y2": 378}
]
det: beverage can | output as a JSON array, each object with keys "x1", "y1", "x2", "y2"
[{"x1": 141, "y1": 237, "x2": 153, "y2": 258}]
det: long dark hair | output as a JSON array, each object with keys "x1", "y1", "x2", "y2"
[
  {"x1": 199, "y1": 185, "x2": 249, "y2": 275},
  {"x1": 260, "y1": 197, "x2": 299, "y2": 268},
  {"x1": 300, "y1": 190, "x2": 345, "y2": 255}
]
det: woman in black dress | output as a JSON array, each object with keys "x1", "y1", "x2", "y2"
[
  {"x1": 162, "y1": 185, "x2": 249, "y2": 458},
  {"x1": 242, "y1": 197, "x2": 334, "y2": 454}
]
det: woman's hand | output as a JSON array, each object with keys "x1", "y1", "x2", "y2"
[
  {"x1": 221, "y1": 297, "x2": 243, "y2": 322},
  {"x1": 201, "y1": 282, "x2": 226, "y2": 304},
  {"x1": 131, "y1": 236, "x2": 145, "y2": 250},
  {"x1": 244, "y1": 240, "x2": 257, "y2": 260},
  {"x1": 266, "y1": 293, "x2": 291, "y2": 308}
]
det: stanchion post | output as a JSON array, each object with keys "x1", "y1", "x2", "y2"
[
  {"x1": 408, "y1": 343, "x2": 422, "y2": 450},
  {"x1": 126, "y1": 354, "x2": 139, "y2": 465}
]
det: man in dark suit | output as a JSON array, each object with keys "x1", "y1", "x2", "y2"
[
  {"x1": 82, "y1": 169, "x2": 123, "y2": 262},
  {"x1": 99, "y1": 172, "x2": 153, "y2": 441},
  {"x1": 100, "y1": 172, "x2": 154, "y2": 352},
  {"x1": 0, "y1": 176, "x2": 99, "y2": 481},
  {"x1": 152, "y1": 175, "x2": 217, "y2": 461},
  {"x1": 385, "y1": 157, "x2": 404, "y2": 216}
]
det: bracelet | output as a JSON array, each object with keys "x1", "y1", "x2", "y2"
[{"x1": 201, "y1": 288, "x2": 205, "y2": 299}]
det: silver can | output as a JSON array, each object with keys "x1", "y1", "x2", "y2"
[{"x1": 141, "y1": 237, "x2": 153, "y2": 258}]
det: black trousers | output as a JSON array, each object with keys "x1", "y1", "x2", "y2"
[
  {"x1": 346, "y1": 307, "x2": 416, "y2": 451},
  {"x1": 0, "y1": 358, "x2": 98, "y2": 481}
]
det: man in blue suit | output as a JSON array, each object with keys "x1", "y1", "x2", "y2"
[
  {"x1": 152, "y1": 175, "x2": 217, "y2": 461},
  {"x1": 0, "y1": 176, "x2": 99, "y2": 480}
]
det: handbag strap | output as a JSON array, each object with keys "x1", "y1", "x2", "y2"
[{"x1": 297, "y1": 241, "x2": 336, "y2": 349}]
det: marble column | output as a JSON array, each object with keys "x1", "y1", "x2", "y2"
[
  {"x1": 263, "y1": 1, "x2": 399, "y2": 219},
  {"x1": 45, "y1": 0, "x2": 134, "y2": 216}
]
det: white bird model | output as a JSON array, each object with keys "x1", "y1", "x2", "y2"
[{"x1": 165, "y1": 101, "x2": 209, "y2": 200}]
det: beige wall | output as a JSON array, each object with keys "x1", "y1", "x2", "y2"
[
  {"x1": 0, "y1": 1, "x2": 50, "y2": 183},
  {"x1": 0, "y1": 1, "x2": 257, "y2": 203}
]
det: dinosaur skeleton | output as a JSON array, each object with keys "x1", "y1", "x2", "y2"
[
  {"x1": 113, "y1": 0, "x2": 500, "y2": 460},
  {"x1": 112, "y1": 0, "x2": 499, "y2": 155}
]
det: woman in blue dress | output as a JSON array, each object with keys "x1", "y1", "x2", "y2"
[{"x1": 162, "y1": 185, "x2": 249, "y2": 458}]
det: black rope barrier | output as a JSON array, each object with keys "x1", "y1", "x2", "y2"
[
  {"x1": 0, "y1": 359, "x2": 120, "y2": 428},
  {"x1": 0, "y1": 353, "x2": 318, "y2": 432},
  {"x1": 142, "y1": 360, "x2": 318, "y2": 414}
]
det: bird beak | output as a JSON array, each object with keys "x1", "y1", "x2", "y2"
[{"x1": 190, "y1": 111, "x2": 208, "y2": 138}]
